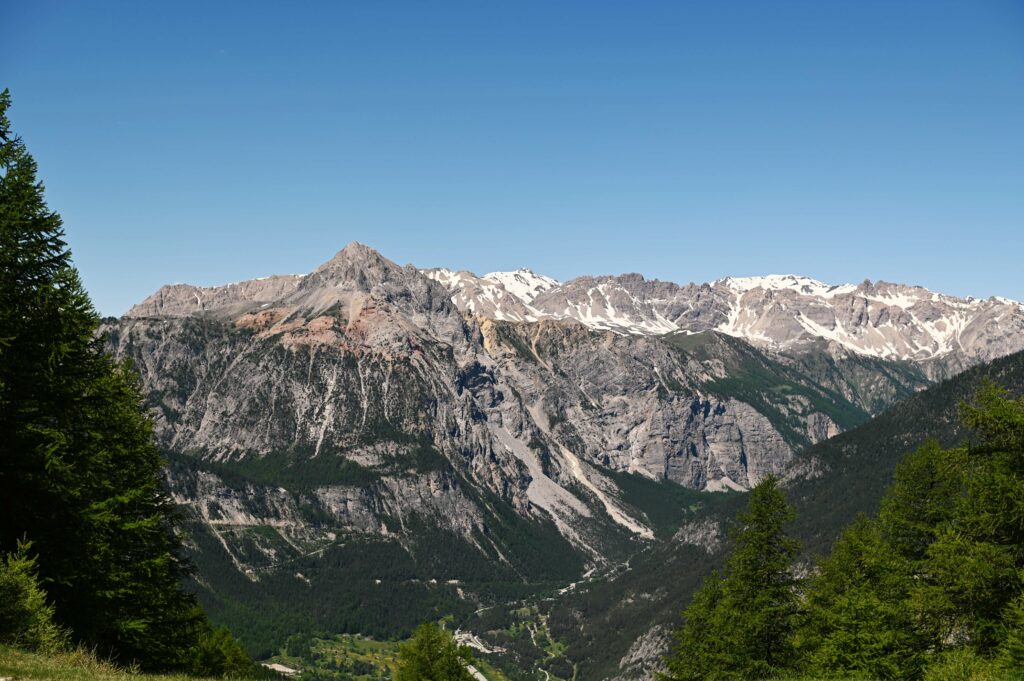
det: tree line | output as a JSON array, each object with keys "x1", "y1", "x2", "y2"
[{"x1": 662, "y1": 383, "x2": 1024, "y2": 680}]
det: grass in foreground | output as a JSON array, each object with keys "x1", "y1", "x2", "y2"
[{"x1": 0, "y1": 645, "x2": 259, "y2": 681}]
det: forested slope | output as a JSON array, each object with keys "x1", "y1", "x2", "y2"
[{"x1": 549, "y1": 348, "x2": 1024, "y2": 680}]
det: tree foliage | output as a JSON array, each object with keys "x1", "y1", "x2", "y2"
[
  {"x1": 395, "y1": 622, "x2": 474, "y2": 681},
  {"x1": 999, "y1": 594, "x2": 1024, "y2": 671},
  {"x1": 795, "y1": 383, "x2": 1024, "y2": 679},
  {"x1": 0, "y1": 88, "x2": 252, "y2": 675},
  {"x1": 663, "y1": 476, "x2": 800, "y2": 680},
  {"x1": 665, "y1": 383, "x2": 1024, "y2": 680},
  {"x1": 190, "y1": 622, "x2": 256, "y2": 679},
  {"x1": 793, "y1": 515, "x2": 925, "y2": 679},
  {"x1": 921, "y1": 384, "x2": 1024, "y2": 652},
  {"x1": 662, "y1": 570, "x2": 729, "y2": 680}
]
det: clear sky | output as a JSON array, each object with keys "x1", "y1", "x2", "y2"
[{"x1": 4, "y1": 1, "x2": 1023, "y2": 315}]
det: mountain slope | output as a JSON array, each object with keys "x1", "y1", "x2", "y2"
[
  {"x1": 113, "y1": 244, "x2": 919, "y2": 497},
  {"x1": 543, "y1": 348, "x2": 1024, "y2": 680}
]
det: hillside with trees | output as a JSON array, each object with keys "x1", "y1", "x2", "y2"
[
  {"x1": 547, "y1": 348, "x2": 1024, "y2": 679},
  {"x1": 661, "y1": 384, "x2": 1024, "y2": 679}
]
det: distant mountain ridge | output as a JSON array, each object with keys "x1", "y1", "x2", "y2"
[
  {"x1": 422, "y1": 267, "x2": 1024, "y2": 371},
  {"x1": 128, "y1": 249, "x2": 1024, "y2": 373}
]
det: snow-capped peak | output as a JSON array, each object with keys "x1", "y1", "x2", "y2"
[
  {"x1": 422, "y1": 267, "x2": 465, "y2": 290},
  {"x1": 717, "y1": 274, "x2": 857, "y2": 299},
  {"x1": 993, "y1": 295, "x2": 1023, "y2": 308},
  {"x1": 422, "y1": 263, "x2": 1024, "y2": 365},
  {"x1": 482, "y1": 269, "x2": 559, "y2": 305}
]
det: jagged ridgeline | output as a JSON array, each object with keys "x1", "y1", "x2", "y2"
[{"x1": 103, "y1": 243, "x2": 1024, "y2": 667}]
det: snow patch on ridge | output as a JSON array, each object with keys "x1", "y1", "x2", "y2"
[
  {"x1": 423, "y1": 267, "x2": 463, "y2": 291},
  {"x1": 482, "y1": 268, "x2": 559, "y2": 305},
  {"x1": 422, "y1": 264, "x2": 1024, "y2": 364},
  {"x1": 718, "y1": 274, "x2": 857, "y2": 299}
]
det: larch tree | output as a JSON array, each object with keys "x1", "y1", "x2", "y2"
[
  {"x1": 793, "y1": 383, "x2": 1024, "y2": 678},
  {"x1": 0, "y1": 88, "x2": 206, "y2": 670},
  {"x1": 662, "y1": 476, "x2": 800, "y2": 680},
  {"x1": 793, "y1": 515, "x2": 926, "y2": 679},
  {"x1": 395, "y1": 622, "x2": 475, "y2": 681}
]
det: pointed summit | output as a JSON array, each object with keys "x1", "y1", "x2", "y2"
[
  {"x1": 292, "y1": 242, "x2": 456, "y2": 320},
  {"x1": 302, "y1": 241, "x2": 404, "y2": 290},
  {"x1": 322, "y1": 241, "x2": 392, "y2": 268}
]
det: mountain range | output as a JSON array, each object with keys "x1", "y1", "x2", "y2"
[
  {"x1": 425, "y1": 265, "x2": 1023, "y2": 371},
  {"x1": 102, "y1": 242, "x2": 1024, "y2": 677}
]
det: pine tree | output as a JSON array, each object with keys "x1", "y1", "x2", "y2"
[
  {"x1": 662, "y1": 571, "x2": 730, "y2": 681},
  {"x1": 998, "y1": 594, "x2": 1024, "y2": 670},
  {"x1": 662, "y1": 476, "x2": 800, "y2": 680},
  {"x1": 794, "y1": 515, "x2": 926, "y2": 679},
  {"x1": 0, "y1": 89, "x2": 208, "y2": 669},
  {"x1": 0, "y1": 539, "x2": 67, "y2": 653},
  {"x1": 190, "y1": 621, "x2": 256, "y2": 678},
  {"x1": 395, "y1": 622, "x2": 474, "y2": 681},
  {"x1": 877, "y1": 439, "x2": 963, "y2": 563},
  {"x1": 916, "y1": 384, "x2": 1024, "y2": 653}
]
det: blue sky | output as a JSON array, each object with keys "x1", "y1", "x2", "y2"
[{"x1": 4, "y1": 1, "x2": 1023, "y2": 315}]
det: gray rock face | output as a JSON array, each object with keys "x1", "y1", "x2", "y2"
[
  {"x1": 109, "y1": 244, "x2": 938, "y2": 567},
  {"x1": 611, "y1": 624, "x2": 671, "y2": 681},
  {"x1": 126, "y1": 274, "x2": 304, "y2": 318}
]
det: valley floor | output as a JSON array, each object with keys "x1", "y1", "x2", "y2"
[{"x1": 261, "y1": 633, "x2": 513, "y2": 681}]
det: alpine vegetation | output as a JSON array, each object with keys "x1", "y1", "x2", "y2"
[{"x1": 661, "y1": 384, "x2": 1024, "y2": 680}]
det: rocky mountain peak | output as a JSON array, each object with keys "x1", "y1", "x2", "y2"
[
  {"x1": 329, "y1": 241, "x2": 390, "y2": 267},
  {"x1": 716, "y1": 274, "x2": 857, "y2": 298},
  {"x1": 125, "y1": 275, "x2": 305, "y2": 319},
  {"x1": 301, "y1": 241, "x2": 404, "y2": 290}
]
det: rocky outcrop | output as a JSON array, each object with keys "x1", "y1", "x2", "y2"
[
  {"x1": 126, "y1": 274, "x2": 304, "y2": 318},
  {"x1": 611, "y1": 624, "x2": 671, "y2": 681}
]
